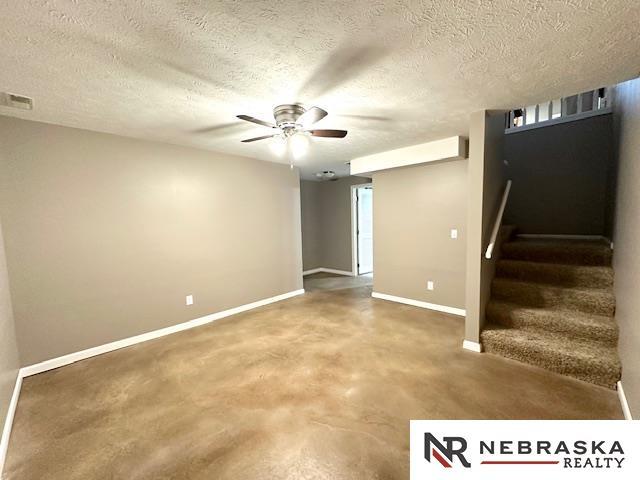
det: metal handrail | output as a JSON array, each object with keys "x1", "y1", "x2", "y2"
[{"x1": 485, "y1": 180, "x2": 512, "y2": 259}]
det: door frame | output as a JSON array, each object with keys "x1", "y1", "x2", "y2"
[{"x1": 351, "y1": 182, "x2": 373, "y2": 276}]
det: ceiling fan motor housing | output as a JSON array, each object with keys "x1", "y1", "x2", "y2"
[{"x1": 273, "y1": 104, "x2": 306, "y2": 130}]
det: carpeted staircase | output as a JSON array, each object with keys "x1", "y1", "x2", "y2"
[{"x1": 481, "y1": 235, "x2": 621, "y2": 388}]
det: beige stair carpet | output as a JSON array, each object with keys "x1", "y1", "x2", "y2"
[{"x1": 481, "y1": 237, "x2": 621, "y2": 389}]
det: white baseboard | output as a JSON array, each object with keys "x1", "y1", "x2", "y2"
[
  {"x1": 617, "y1": 381, "x2": 633, "y2": 420},
  {"x1": 303, "y1": 267, "x2": 355, "y2": 277},
  {"x1": 1, "y1": 288, "x2": 305, "y2": 478},
  {"x1": 462, "y1": 340, "x2": 482, "y2": 353},
  {"x1": 371, "y1": 292, "x2": 466, "y2": 317},
  {"x1": 20, "y1": 288, "x2": 305, "y2": 378},
  {"x1": 0, "y1": 372, "x2": 22, "y2": 478}
]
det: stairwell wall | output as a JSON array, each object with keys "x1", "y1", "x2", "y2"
[
  {"x1": 503, "y1": 113, "x2": 614, "y2": 236},
  {"x1": 465, "y1": 110, "x2": 508, "y2": 343},
  {"x1": 611, "y1": 77, "x2": 640, "y2": 418}
]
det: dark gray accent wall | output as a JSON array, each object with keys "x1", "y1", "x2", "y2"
[{"x1": 503, "y1": 113, "x2": 614, "y2": 235}]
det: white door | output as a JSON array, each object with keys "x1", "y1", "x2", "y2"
[{"x1": 357, "y1": 186, "x2": 373, "y2": 275}]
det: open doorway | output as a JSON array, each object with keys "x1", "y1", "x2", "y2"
[{"x1": 351, "y1": 183, "x2": 373, "y2": 276}]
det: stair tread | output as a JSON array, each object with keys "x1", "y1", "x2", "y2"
[
  {"x1": 485, "y1": 233, "x2": 620, "y2": 388},
  {"x1": 487, "y1": 300, "x2": 616, "y2": 327},
  {"x1": 501, "y1": 238, "x2": 612, "y2": 266},
  {"x1": 486, "y1": 300, "x2": 618, "y2": 346},
  {"x1": 493, "y1": 277, "x2": 614, "y2": 295},
  {"x1": 491, "y1": 277, "x2": 615, "y2": 317},
  {"x1": 481, "y1": 324, "x2": 621, "y2": 388},
  {"x1": 497, "y1": 258, "x2": 613, "y2": 277},
  {"x1": 498, "y1": 258, "x2": 614, "y2": 270},
  {"x1": 509, "y1": 237, "x2": 610, "y2": 247},
  {"x1": 482, "y1": 324, "x2": 619, "y2": 360}
]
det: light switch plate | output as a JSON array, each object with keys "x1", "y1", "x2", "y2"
[{"x1": 450, "y1": 229, "x2": 458, "y2": 239}]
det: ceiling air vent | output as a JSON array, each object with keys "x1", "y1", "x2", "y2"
[{"x1": 0, "y1": 92, "x2": 33, "y2": 110}]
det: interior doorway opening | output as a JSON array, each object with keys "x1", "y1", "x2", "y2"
[{"x1": 352, "y1": 183, "x2": 373, "y2": 276}]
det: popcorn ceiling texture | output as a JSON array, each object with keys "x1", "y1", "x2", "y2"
[{"x1": 0, "y1": 0, "x2": 639, "y2": 178}]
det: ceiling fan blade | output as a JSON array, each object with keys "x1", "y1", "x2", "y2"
[
  {"x1": 297, "y1": 106, "x2": 328, "y2": 127},
  {"x1": 241, "y1": 134, "x2": 278, "y2": 143},
  {"x1": 307, "y1": 129, "x2": 348, "y2": 138},
  {"x1": 190, "y1": 122, "x2": 245, "y2": 134},
  {"x1": 237, "y1": 115, "x2": 276, "y2": 128}
]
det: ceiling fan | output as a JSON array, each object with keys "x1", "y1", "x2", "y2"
[{"x1": 236, "y1": 104, "x2": 347, "y2": 145}]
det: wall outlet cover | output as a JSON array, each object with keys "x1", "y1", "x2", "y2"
[
  {"x1": 427, "y1": 281, "x2": 434, "y2": 291},
  {"x1": 186, "y1": 295, "x2": 194, "y2": 306},
  {"x1": 450, "y1": 229, "x2": 458, "y2": 239}
]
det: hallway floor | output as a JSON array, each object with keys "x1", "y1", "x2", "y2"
[
  {"x1": 5, "y1": 275, "x2": 622, "y2": 479},
  {"x1": 303, "y1": 271, "x2": 373, "y2": 292}
]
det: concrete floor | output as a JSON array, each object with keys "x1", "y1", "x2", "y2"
[
  {"x1": 5, "y1": 273, "x2": 622, "y2": 479},
  {"x1": 304, "y1": 271, "x2": 373, "y2": 292}
]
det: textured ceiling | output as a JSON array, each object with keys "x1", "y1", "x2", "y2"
[{"x1": 1, "y1": 1, "x2": 639, "y2": 179}]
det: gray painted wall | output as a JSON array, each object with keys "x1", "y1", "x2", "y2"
[
  {"x1": 373, "y1": 160, "x2": 467, "y2": 310},
  {"x1": 465, "y1": 111, "x2": 507, "y2": 343},
  {"x1": 0, "y1": 116, "x2": 303, "y2": 365},
  {"x1": 504, "y1": 113, "x2": 614, "y2": 235},
  {"x1": 300, "y1": 176, "x2": 369, "y2": 272},
  {"x1": 0, "y1": 215, "x2": 20, "y2": 453},
  {"x1": 300, "y1": 180, "x2": 322, "y2": 271},
  {"x1": 611, "y1": 77, "x2": 640, "y2": 418}
]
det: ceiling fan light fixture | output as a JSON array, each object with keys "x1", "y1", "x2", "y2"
[
  {"x1": 237, "y1": 104, "x2": 347, "y2": 149},
  {"x1": 289, "y1": 132, "x2": 309, "y2": 159},
  {"x1": 269, "y1": 135, "x2": 287, "y2": 156},
  {"x1": 315, "y1": 170, "x2": 336, "y2": 180}
]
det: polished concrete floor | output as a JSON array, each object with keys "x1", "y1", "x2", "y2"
[
  {"x1": 5, "y1": 273, "x2": 622, "y2": 479},
  {"x1": 304, "y1": 271, "x2": 373, "y2": 292}
]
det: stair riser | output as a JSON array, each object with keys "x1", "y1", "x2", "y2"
[
  {"x1": 496, "y1": 261, "x2": 613, "y2": 288},
  {"x1": 492, "y1": 282, "x2": 615, "y2": 316},
  {"x1": 486, "y1": 306, "x2": 618, "y2": 347},
  {"x1": 481, "y1": 337, "x2": 620, "y2": 389},
  {"x1": 501, "y1": 246, "x2": 612, "y2": 266}
]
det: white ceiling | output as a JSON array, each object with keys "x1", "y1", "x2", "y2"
[{"x1": 1, "y1": 1, "x2": 639, "y2": 179}]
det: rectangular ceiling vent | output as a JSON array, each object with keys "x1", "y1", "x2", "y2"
[{"x1": 0, "y1": 92, "x2": 33, "y2": 110}]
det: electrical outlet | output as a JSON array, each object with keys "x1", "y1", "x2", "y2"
[
  {"x1": 427, "y1": 281, "x2": 434, "y2": 291},
  {"x1": 186, "y1": 295, "x2": 194, "y2": 306},
  {"x1": 450, "y1": 229, "x2": 458, "y2": 239}
]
